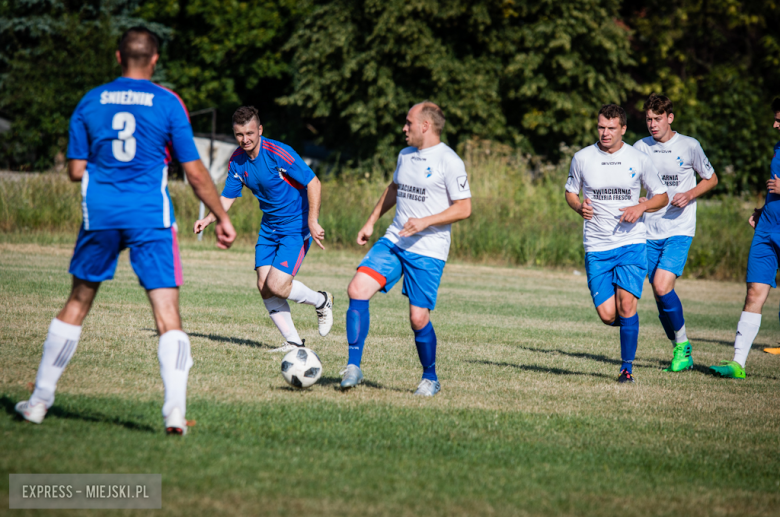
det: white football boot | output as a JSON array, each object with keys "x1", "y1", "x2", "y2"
[
  {"x1": 413, "y1": 379, "x2": 441, "y2": 397},
  {"x1": 268, "y1": 340, "x2": 305, "y2": 354},
  {"x1": 340, "y1": 364, "x2": 364, "y2": 389},
  {"x1": 164, "y1": 407, "x2": 188, "y2": 436},
  {"x1": 315, "y1": 291, "x2": 334, "y2": 337},
  {"x1": 15, "y1": 400, "x2": 47, "y2": 424}
]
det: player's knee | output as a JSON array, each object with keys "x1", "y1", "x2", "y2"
[
  {"x1": 347, "y1": 278, "x2": 370, "y2": 300},
  {"x1": 409, "y1": 312, "x2": 429, "y2": 330}
]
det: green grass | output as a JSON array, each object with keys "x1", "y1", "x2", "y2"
[{"x1": 2, "y1": 238, "x2": 780, "y2": 516}]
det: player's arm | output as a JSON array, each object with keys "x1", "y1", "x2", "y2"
[
  {"x1": 398, "y1": 199, "x2": 472, "y2": 237},
  {"x1": 67, "y1": 160, "x2": 87, "y2": 182},
  {"x1": 357, "y1": 182, "x2": 398, "y2": 246},
  {"x1": 182, "y1": 159, "x2": 236, "y2": 249},
  {"x1": 672, "y1": 172, "x2": 719, "y2": 208},
  {"x1": 565, "y1": 191, "x2": 593, "y2": 220},
  {"x1": 306, "y1": 176, "x2": 326, "y2": 250},
  {"x1": 193, "y1": 196, "x2": 237, "y2": 233}
]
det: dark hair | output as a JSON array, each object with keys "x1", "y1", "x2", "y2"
[
  {"x1": 416, "y1": 100, "x2": 446, "y2": 135},
  {"x1": 598, "y1": 104, "x2": 627, "y2": 127},
  {"x1": 644, "y1": 93, "x2": 674, "y2": 116},
  {"x1": 772, "y1": 98, "x2": 780, "y2": 113},
  {"x1": 118, "y1": 27, "x2": 160, "y2": 68},
  {"x1": 232, "y1": 106, "x2": 261, "y2": 126}
]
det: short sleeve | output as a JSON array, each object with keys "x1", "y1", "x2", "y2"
[
  {"x1": 277, "y1": 144, "x2": 315, "y2": 187},
  {"x1": 392, "y1": 154, "x2": 402, "y2": 184},
  {"x1": 166, "y1": 95, "x2": 201, "y2": 164},
  {"x1": 690, "y1": 140, "x2": 715, "y2": 180},
  {"x1": 66, "y1": 98, "x2": 89, "y2": 160},
  {"x1": 221, "y1": 152, "x2": 244, "y2": 199},
  {"x1": 443, "y1": 155, "x2": 471, "y2": 201},
  {"x1": 641, "y1": 156, "x2": 668, "y2": 196},
  {"x1": 565, "y1": 155, "x2": 582, "y2": 194}
]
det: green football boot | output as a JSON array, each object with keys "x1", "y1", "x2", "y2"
[
  {"x1": 664, "y1": 341, "x2": 693, "y2": 372},
  {"x1": 708, "y1": 360, "x2": 746, "y2": 379}
]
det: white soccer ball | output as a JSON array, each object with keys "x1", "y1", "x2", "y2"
[{"x1": 280, "y1": 347, "x2": 323, "y2": 388}]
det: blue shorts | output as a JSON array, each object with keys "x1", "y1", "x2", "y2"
[
  {"x1": 584, "y1": 243, "x2": 647, "y2": 307},
  {"x1": 69, "y1": 225, "x2": 183, "y2": 290},
  {"x1": 646, "y1": 236, "x2": 693, "y2": 283},
  {"x1": 746, "y1": 231, "x2": 780, "y2": 288},
  {"x1": 255, "y1": 226, "x2": 311, "y2": 276},
  {"x1": 357, "y1": 237, "x2": 446, "y2": 310}
]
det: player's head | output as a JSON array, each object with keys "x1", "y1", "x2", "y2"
[
  {"x1": 404, "y1": 101, "x2": 444, "y2": 148},
  {"x1": 232, "y1": 106, "x2": 263, "y2": 153},
  {"x1": 116, "y1": 27, "x2": 160, "y2": 75},
  {"x1": 644, "y1": 93, "x2": 674, "y2": 141},
  {"x1": 597, "y1": 104, "x2": 627, "y2": 151},
  {"x1": 772, "y1": 98, "x2": 780, "y2": 131}
]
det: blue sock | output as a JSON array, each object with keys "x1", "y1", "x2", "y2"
[
  {"x1": 346, "y1": 299, "x2": 370, "y2": 366},
  {"x1": 658, "y1": 290, "x2": 685, "y2": 333},
  {"x1": 618, "y1": 313, "x2": 639, "y2": 373},
  {"x1": 413, "y1": 321, "x2": 437, "y2": 381},
  {"x1": 655, "y1": 300, "x2": 676, "y2": 341}
]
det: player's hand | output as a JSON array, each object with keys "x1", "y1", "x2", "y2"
[
  {"x1": 638, "y1": 197, "x2": 648, "y2": 203},
  {"x1": 671, "y1": 191, "x2": 694, "y2": 208},
  {"x1": 214, "y1": 218, "x2": 236, "y2": 249},
  {"x1": 619, "y1": 204, "x2": 645, "y2": 224},
  {"x1": 309, "y1": 221, "x2": 326, "y2": 250},
  {"x1": 768, "y1": 177, "x2": 780, "y2": 194},
  {"x1": 357, "y1": 223, "x2": 373, "y2": 246},
  {"x1": 193, "y1": 217, "x2": 211, "y2": 234},
  {"x1": 399, "y1": 217, "x2": 429, "y2": 237},
  {"x1": 749, "y1": 208, "x2": 762, "y2": 229},
  {"x1": 578, "y1": 198, "x2": 593, "y2": 220}
]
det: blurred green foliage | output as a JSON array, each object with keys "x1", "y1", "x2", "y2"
[{"x1": 1, "y1": 0, "x2": 780, "y2": 192}]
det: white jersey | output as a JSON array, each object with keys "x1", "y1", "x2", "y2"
[
  {"x1": 633, "y1": 132, "x2": 714, "y2": 240},
  {"x1": 565, "y1": 142, "x2": 667, "y2": 253},
  {"x1": 383, "y1": 142, "x2": 471, "y2": 261}
]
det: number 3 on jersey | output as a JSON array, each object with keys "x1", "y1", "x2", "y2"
[{"x1": 112, "y1": 112, "x2": 136, "y2": 162}]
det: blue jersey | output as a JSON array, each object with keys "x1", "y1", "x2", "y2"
[
  {"x1": 221, "y1": 137, "x2": 316, "y2": 233},
  {"x1": 67, "y1": 77, "x2": 201, "y2": 230},
  {"x1": 757, "y1": 141, "x2": 780, "y2": 233}
]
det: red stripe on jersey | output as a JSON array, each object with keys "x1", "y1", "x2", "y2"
[
  {"x1": 228, "y1": 147, "x2": 244, "y2": 171},
  {"x1": 261, "y1": 141, "x2": 294, "y2": 165},
  {"x1": 153, "y1": 83, "x2": 190, "y2": 121},
  {"x1": 280, "y1": 173, "x2": 304, "y2": 190},
  {"x1": 263, "y1": 140, "x2": 295, "y2": 163}
]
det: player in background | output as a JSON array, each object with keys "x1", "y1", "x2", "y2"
[
  {"x1": 633, "y1": 94, "x2": 718, "y2": 372},
  {"x1": 14, "y1": 27, "x2": 236, "y2": 434},
  {"x1": 566, "y1": 104, "x2": 668, "y2": 383},
  {"x1": 194, "y1": 106, "x2": 333, "y2": 353},
  {"x1": 339, "y1": 101, "x2": 471, "y2": 396},
  {"x1": 710, "y1": 99, "x2": 780, "y2": 377}
]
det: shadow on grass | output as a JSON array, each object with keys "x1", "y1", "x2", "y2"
[
  {"x1": 189, "y1": 332, "x2": 272, "y2": 349},
  {"x1": 693, "y1": 337, "x2": 735, "y2": 346},
  {"x1": 0, "y1": 395, "x2": 156, "y2": 433},
  {"x1": 468, "y1": 360, "x2": 611, "y2": 378},
  {"x1": 273, "y1": 376, "x2": 406, "y2": 393},
  {"x1": 515, "y1": 345, "x2": 622, "y2": 366}
]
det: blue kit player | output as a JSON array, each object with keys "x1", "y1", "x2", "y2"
[
  {"x1": 710, "y1": 98, "x2": 780, "y2": 378},
  {"x1": 339, "y1": 101, "x2": 472, "y2": 396},
  {"x1": 194, "y1": 106, "x2": 333, "y2": 353},
  {"x1": 565, "y1": 104, "x2": 668, "y2": 383},
  {"x1": 15, "y1": 27, "x2": 236, "y2": 434},
  {"x1": 634, "y1": 94, "x2": 718, "y2": 372}
]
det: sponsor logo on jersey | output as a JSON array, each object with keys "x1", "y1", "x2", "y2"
[
  {"x1": 411, "y1": 156, "x2": 427, "y2": 162},
  {"x1": 662, "y1": 174, "x2": 680, "y2": 186},
  {"x1": 653, "y1": 149, "x2": 672, "y2": 153},
  {"x1": 100, "y1": 90, "x2": 154, "y2": 106},
  {"x1": 457, "y1": 176, "x2": 469, "y2": 192},
  {"x1": 601, "y1": 161, "x2": 621, "y2": 165},
  {"x1": 676, "y1": 156, "x2": 684, "y2": 167},
  {"x1": 591, "y1": 188, "x2": 632, "y2": 201},
  {"x1": 397, "y1": 183, "x2": 426, "y2": 202},
  {"x1": 629, "y1": 167, "x2": 636, "y2": 178},
  {"x1": 425, "y1": 167, "x2": 432, "y2": 178}
]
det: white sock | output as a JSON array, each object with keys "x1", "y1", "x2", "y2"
[
  {"x1": 288, "y1": 280, "x2": 326, "y2": 307},
  {"x1": 158, "y1": 330, "x2": 192, "y2": 418},
  {"x1": 29, "y1": 318, "x2": 82, "y2": 408},
  {"x1": 263, "y1": 296, "x2": 302, "y2": 344},
  {"x1": 675, "y1": 324, "x2": 688, "y2": 344},
  {"x1": 733, "y1": 311, "x2": 761, "y2": 368}
]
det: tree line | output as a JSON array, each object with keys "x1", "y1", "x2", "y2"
[{"x1": 1, "y1": 0, "x2": 779, "y2": 192}]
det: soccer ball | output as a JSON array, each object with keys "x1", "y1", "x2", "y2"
[{"x1": 281, "y1": 347, "x2": 322, "y2": 388}]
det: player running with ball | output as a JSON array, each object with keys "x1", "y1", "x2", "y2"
[
  {"x1": 15, "y1": 27, "x2": 237, "y2": 434},
  {"x1": 566, "y1": 104, "x2": 668, "y2": 383},
  {"x1": 194, "y1": 106, "x2": 333, "y2": 353},
  {"x1": 339, "y1": 101, "x2": 471, "y2": 396},
  {"x1": 633, "y1": 94, "x2": 718, "y2": 372}
]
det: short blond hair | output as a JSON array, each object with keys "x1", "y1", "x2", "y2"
[{"x1": 415, "y1": 101, "x2": 445, "y2": 136}]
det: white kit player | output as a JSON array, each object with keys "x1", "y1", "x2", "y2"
[
  {"x1": 634, "y1": 93, "x2": 718, "y2": 372},
  {"x1": 339, "y1": 101, "x2": 472, "y2": 396},
  {"x1": 566, "y1": 104, "x2": 668, "y2": 383}
]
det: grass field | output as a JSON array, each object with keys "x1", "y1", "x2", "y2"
[{"x1": 2, "y1": 237, "x2": 780, "y2": 516}]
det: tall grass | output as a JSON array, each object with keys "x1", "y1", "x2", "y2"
[{"x1": 0, "y1": 142, "x2": 757, "y2": 280}]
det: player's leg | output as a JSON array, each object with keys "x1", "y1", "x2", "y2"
[
  {"x1": 127, "y1": 227, "x2": 192, "y2": 434},
  {"x1": 341, "y1": 238, "x2": 403, "y2": 388},
  {"x1": 399, "y1": 248, "x2": 446, "y2": 396},
  {"x1": 258, "y1": 265, "x2": 304, "y2": 351},
  {"x1": 647, "y1": 238, "x2": 677, "y2": 342},
  {"x1": 711, "y1": 232, "x2": 776, "y2": 378},
  {"x1": 613, "y1": 244, "x2": 647, "y2": 383},
  {"x1": 586, "y1": 249, "x2": 619, "y2": 325},
  {"x1": 16, "y1": 227, "x2": 120, "y2": 424}
]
